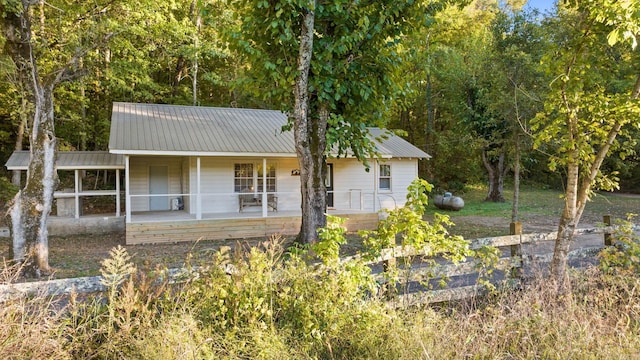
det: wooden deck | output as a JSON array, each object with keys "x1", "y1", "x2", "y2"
[{"x1": 125, "y1": 210, "x2": 379, "y2": 245}]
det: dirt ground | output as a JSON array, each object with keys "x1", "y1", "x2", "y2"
[
  {"x1": 1, "y1": 192, "x2": 636, "y2": 280},
  {"x1": 0, "y1": 214, "x2": 565, "y2": 280},
  {"x1": 0, "y1": 231, "x2": 273, "y2": 279}
]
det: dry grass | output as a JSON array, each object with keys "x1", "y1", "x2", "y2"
[{"x1": 1, "y1": 247, "x2": 638, "y2": 359}]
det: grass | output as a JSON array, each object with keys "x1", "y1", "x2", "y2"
[{"x1": 425, "y1": 184, "x2": 640, "y2": 238}]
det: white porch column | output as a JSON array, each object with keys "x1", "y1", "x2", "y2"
[
  {"x1": 116, "y1": 169, "x2": 121, "y2": 217},
  {"x1": 125, "y1": 155, "x2": 131, "y2": 223},
  {"x1": 196, "y1": 157, "x2": 202, "y2": 220},
  {"x1": 373, "y1": 159, "x2": 378, "y2": 212},
  {"x1": 262, "y1": 158, "x2": 267, "y2": 217},
  {"x1": 74, "y1": 169, "x2": 80, "y2": 219}
]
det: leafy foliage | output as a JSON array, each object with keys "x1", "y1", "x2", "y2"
[
  {"x1": 599, "y1": 214, "x2": 640, "y2": 274},
  {"x1": 361, "y1": 179, "x2": 472, "y2": 261}
]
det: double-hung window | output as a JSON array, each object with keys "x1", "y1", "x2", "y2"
[
  {"x1": 379, "y1": 164, "x2": 391, "y2": 191},
  {"x1": 234, "y1": 163, "x2": 254, "y2": 192},
  {"x1": 258, "y1": 163, "x2": 277, "y2": 193},
  {"x1": 234, "y1": 162, "x2": 277, "y2": 193}
]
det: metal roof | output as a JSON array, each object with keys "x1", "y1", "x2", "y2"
[
  {"x1": 367, "y1": 128, "x2": 431, "y2": 159},
  {"x1": 109, "y1": 102, "x2": 430, "y2": 159},
  {"x1": 109, "y1": 102, "x2": 295, "y2": 156},
  {"x1": 6, "y1": 151, "x2": 124, "y2": 171}
]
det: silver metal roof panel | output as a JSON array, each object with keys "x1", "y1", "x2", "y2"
[{"x1": 6, "y1": 151, "x2": 124, "y2": 170}]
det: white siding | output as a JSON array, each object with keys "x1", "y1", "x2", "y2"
[
  {"x1": 128, "y1": 155, "x2": 419, "y2": 214},
  {"x1": 331, "y1": 159, "x2": 375, "y2": 210},
  {"x1": 331, "y1": 158, "x2": 419, "y2": 211},
  {"x1": 187, "y1": 157, "x2": 302, "y2": 214},
  {"x1": 129, "y1": 156, "x2": 186, "y2": 212},
  {"x1": 381, "y1": 159, "x2": 418, "y2": 209}
]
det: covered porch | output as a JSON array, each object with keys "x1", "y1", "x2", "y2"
[
  {"x1": 125, "y1": 209, "x2": 380, "y2": 245},
  {"x1": 6, "y1": 151, "x2": 125, "y2": 220}
]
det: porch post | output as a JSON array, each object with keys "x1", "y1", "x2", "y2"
[
  {"x1": 125, "y1": 155, "x2": 131, "y2": 223},
  {"x1": 262, "y1": 158, "x2": 268, "y2": 217},
  {"x1": 116, "y1": 169, "x2": 121, "y2": 217},
  {"x1": 74, "y1": 169, "x2": 80, "y2": 219},
  {"x1": 196, "y1": 157, "x2": 202, "y2": 220},
  {"x1": 373, "y1": 159, "x2": 378, "y2": 212}
]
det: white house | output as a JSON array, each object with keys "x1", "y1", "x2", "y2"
[{"x1": 7, "y1": 102, "x2": 430, "y2": 244}]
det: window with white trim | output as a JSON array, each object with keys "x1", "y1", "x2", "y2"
[
  {"x1": 234, "y1": 163, "x2": 254, "y2": 192},
  {"x1": 379, "y1": 164, "x2": 391, "y2": 191},
  {"x1": 258, "y1": 163, "x2": 277, "y2": 192},
  {"x1": 234, "y1": 162, "x2": 277, "y2": 193}
]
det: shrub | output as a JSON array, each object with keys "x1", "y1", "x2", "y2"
[{"x1": 599, "y1": 214, "x2": 640, "y2": 274}]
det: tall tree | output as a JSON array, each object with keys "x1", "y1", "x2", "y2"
[
  {"x1": 0, "y1": 0, "x2": 128, "y2": 276},
  {"x1": 533, "y1": 0, "x2": 640, "y2": 288},
  {"x1": 486, "y1": 9, "x2": 546, "y2": 208},
  {"x1": 387, "y1": 2, "x2": 491, "y2": 188},
  {"x1": 228, "y1": 0, "x2": 443, "y2": 243}
]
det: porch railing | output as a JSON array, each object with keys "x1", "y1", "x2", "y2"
[{"x1": 126, "y1": 189, "x2": 409, "y2": 222}]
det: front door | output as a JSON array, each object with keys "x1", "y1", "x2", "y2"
[
  {"x1": 149, "y1": 166, "x2": 169, "y2": 211},
  {"x1": 326, "y1": 163, "x2": 334, "y2": 208}
]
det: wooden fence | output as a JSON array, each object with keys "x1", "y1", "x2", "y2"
[
  {"x1": 345, "y1": 219, "x2": 631, "y2": 307},
  {"x1": 1, "y1": 219, "x2": 636, "y2": 303}
]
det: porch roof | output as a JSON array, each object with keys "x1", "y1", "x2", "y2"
[
  {"x1": 5, "y1": 151, "x2": 125, "y2": 171},
  {"x1": 109, "y1": 102, "x2": 430, "y2": 159}
]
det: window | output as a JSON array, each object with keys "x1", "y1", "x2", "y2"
[
  {"x1": 234, "y1": 162, "x2": 277, "y2": 193},
  {"x1": 379, "y1": 164, "x2": 391, "y2": 190},
  {"x1": 234, "y1": 163, "x2": 254, "y2": 192},
  {"x1": 257, "y1": 163, "x2": 277, "y2": 192}
]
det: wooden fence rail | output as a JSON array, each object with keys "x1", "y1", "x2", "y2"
[
  {"x1": 0, "y1": 221, "x2": 636, "y2": 304},
  {"x1": 381, "y1": 222, "x2": 639, "y2": 307}
]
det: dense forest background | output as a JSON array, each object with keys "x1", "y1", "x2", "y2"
[{"x1": 0, "y1": 0, "x2": 638, "y2": 194}]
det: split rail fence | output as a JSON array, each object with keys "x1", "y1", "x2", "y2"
[{"x1": 0, "y1": 216, "x2": 634, "y2": 303}]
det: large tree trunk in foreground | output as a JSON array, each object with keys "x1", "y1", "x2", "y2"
[
  {"x1": 10, "y1": 87, "x2": 57, "y2": 277},
  {"x1": 293, "y1": 3, "x2": 326, "y2": 244},
  {"x1": 482, "y1": 149, "x2": 506, "y2": 202},
  {"x1": 3, "y1": 1, "x2": 57, "y2": 277}
]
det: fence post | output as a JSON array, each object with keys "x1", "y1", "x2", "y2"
[
  {"x1": 382, "y1": 237, "x2": 397, "y2": 299},
  {"x1": 603, "y1": 214, "x2": 612, "y2": 246},
  {"x1": 509, "y1": 222, "x2": 523, "y2": 280}
]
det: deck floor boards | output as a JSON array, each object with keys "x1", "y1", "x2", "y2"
[{"x1": 126, "y1": 210, "x2": 379, "y2": 245}]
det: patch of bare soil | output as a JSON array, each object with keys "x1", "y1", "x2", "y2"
[{"x1": 0, "y1": 232, "x2": 274, "y2": 280}]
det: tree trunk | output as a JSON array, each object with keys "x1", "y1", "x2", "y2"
[
  {"x1": 482, "y1": 149, "x2": 506, "y2": 202},
  {"x1": 9, "y1": 84, "x2": 57, "y2": 277},
  {"x1": 293, "y1": 3, "x2": 325, "y2": 244},
  {"x1": 550, "y1": 159, "x2": 579, "y2": 289},
  {"x1": 192, "y1": 1, "x2": 201, "y2": 106},
  {"x1": 511, "y1": 132, "x2": 520, "y2": 222},
  {"x1": 3, "y1": 1, "x2": 57, "y2": 277},
  {"x1": 550, "y1": 76, "x2": 639, "y2": 289}
]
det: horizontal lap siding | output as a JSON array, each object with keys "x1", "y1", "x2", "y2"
[
  {"x1": 332, "y1": 159, "x2": 375, "y2": 210},
  {"x1": 129, "y1": 156, "x2": 185, "y2": 211},
  {"x1": 189, "y1": 157, "x2": 302, "y2": 214},
  {"x1": 381, "y1": 159, "x2": 418, "y2": 209},
  {"x1": 196, "y1": 157, "x2": 235, "y2": 213},
  {"x1": 125, "y1": 213, "x2": 378, "y2": 244},
  {"x1": 273, "y1": 158, "x2": 301, "y2": 211}
]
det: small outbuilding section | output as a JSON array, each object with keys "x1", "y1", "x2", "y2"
[{"x1": 5, "y1": 151, "x2": 125, "y2": 235}]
